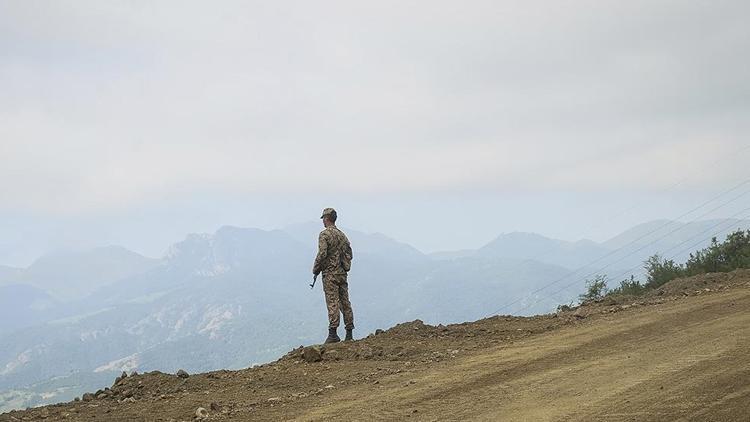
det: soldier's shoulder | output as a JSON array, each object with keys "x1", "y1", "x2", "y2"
[
  {"x1": 335, "y1": 228, "x2": 350, "y2": 242},
  {"x1": 319, "y1": 227, "x2": 333, "y2": 237}
]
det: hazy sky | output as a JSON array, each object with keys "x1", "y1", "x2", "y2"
[{"x1": 1, "y1": 1, "x2": 749, "y2": 265}]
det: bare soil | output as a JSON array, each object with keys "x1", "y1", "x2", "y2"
[{"x1": 3, "y1": 269, "x2": 750, "y2": 422}]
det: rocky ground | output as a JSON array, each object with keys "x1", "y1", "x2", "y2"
[{"x1": 3, "y1": 269, "x2": 750, "y2": 421}]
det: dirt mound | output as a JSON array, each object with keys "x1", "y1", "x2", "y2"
[
  {"x1": 3, "y1": 270, "x2": 750, "y2": 421},
  {"x1": 653, "y1": 268, "x2": 750, "y2": 297}
]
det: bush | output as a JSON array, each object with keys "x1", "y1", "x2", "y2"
[
  {"x1": 579, "y1": 274, "x2": 608, "y2": 303},
  {"x1": 684, "y1": 231, "x2": 750, "y2": 275},
  {"x1": 577, "y1": 230, "x2": 750, "y2": 305},
  {"x1": 609, "y1": 275, "x2": 646, "y2": 296},
  {"x1": 644, "y1": 254, "x2": 683, "y2": 289}
]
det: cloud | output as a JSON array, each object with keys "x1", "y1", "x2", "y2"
[{"x1": 1, "y1": 0, "x2": 749, "y2": 213}]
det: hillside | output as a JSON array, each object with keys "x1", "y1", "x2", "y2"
[{"x1": 4, "y1": 269, "x2": 749, "y2": 421}]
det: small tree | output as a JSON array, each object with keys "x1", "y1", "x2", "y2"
[
  {"x1": 608, "y1": 275, "x2": 645, "y2": 296},
  {"x1": 644, "y1": 254, "x2": 683, "y2": 289},
  {"x1": 579, "y1": 274, "x2": 608, "y2": 303}
]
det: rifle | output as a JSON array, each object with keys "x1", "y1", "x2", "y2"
[{"x1": 309, "y1": 274, "x2": 318, "y2": 289}]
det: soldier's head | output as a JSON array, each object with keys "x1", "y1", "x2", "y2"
[{"x1": 320, "y1": 207, "x2": 337, "y2": 227}]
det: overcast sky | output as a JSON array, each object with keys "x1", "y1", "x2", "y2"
[{"x1": 1, "y1": 1, "x2": 749, "y2": 265}]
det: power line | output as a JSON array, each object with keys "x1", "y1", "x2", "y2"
[
  {"x1": 485, "y1": 143, "x2": 750, "y2": 277},
  {"x1": 544, "y1": 186, "x2": 750, "y2": 297},
  {"x1": 583, "y1": 143, "x2": 750, "y2": 235},
  {"x1": 484, "y1": 177, "x2": 750, "y2": 317},
  {"x1": 512, "y1": 206, "x2": 750, "y2": 315},
  {"x1": 606, "y1": 209, "x2": 750, "y2": 285}
]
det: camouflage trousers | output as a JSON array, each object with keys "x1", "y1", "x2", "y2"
[{"x1": 322, "y1": 273, "x2": 354, "y2": 329}]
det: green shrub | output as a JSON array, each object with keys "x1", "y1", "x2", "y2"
[
  {"x1": 609, "y1": 275, "x2": 646, "y2": 296},
  {"x1": 644, "y1": 254, "x2": 684, "y2": 289},
  {"x1": 578, "y1": 230, "x2": 750, "y2": 304},
  {"x1": 579, "y1": 274, "x2": 608, "y2": 303}
]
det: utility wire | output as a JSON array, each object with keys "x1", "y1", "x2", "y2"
[
  {"x1": 543, "y1": 187, "x2": 750, "y2": 299},
  {"x1": 511, "y1": 205, "x2": 750, "y2": 315},
  {"x1": 606, "y1": 209, "x2": 750, "y2": 286},
  {"x1": 487, "y1": 143, "x2": 750, "y2": 274},
  {"x1": 484, "y1": 177, "x2": 750, "y2": 317},
  {"x1": 582, "y1": 143, "x2": 750, "y2": 237}
]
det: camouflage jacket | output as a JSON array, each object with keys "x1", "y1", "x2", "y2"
[{"x1": 313, "y1": 225, "x2": 352, "y2": 276}]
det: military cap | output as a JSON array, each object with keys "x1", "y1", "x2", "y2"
[{"x1": 320, "y1": 207, "x2": 337, "y2": 219}]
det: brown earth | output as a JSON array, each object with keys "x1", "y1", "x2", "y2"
[{"x1": 3, "y1": 270, "x2": 750, "y2": 422}]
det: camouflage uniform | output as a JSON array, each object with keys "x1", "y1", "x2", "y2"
[{"x1": 313, "y1": 224, "x2": 354, "y2": 330}]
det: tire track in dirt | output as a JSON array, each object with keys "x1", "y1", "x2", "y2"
[{"x1": 296, "y1": 289, "x2": 750, "y2": 421}]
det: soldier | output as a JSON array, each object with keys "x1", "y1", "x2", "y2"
[{"x1": 312, "y1": 207, "x2": 355, "y2": 343}]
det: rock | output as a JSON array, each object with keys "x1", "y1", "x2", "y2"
[
  {"x1": 194, "y1": 407, "x2": 209, "y2": 419},
  {"x1": 176, "y1": 369, "x2": 190, "y2": 378},
  {"x1": 358, "y1": 346, "x2": 375, "y2": 359},
  {"x1": 210, "y1": 402, "x2": 221, "y2": 411},
  {"x1": 113, "y1": 371, "x2": 128, "y2": 386},
  {"x1": 81, "y1": 393, "x2": 95, "y2": 402},
  {"x1": 573, "y1": 307, "x2": 587, "y2": 319},
  {"x1": 303, "y1": 346, "x2": 323, "y2": 363},
  {"x1": 267, "y1": 397, "x2": 282, "y2": 403},
  {"x1": 122, "y1": 397, "x2": 136, "y2": 404},
  {"x1": 96, "y1": 393, "x2": 108, "y2": 400},
  {"x1": 375, "y1": 329, "x2": 385, "y2": 335}
]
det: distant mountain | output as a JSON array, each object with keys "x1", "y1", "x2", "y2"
[
  {"x1": 0, "y1": 284, "x2": 57, "y2": 336},
  {"x1": 475, "y1": 232, "x2": 610, "y2": 269},
  {"x1": 16, "y1": 246, "x2": 159, "y2": 301},
  {"x1": 603, "y1": 219, "x2": 750, "y2": 260},
  {"x1": 283, "y1": 222, "x2": 428, "y2": 262},
  {"x1": 428, "y1": 249, "x2": 476, "y2": 260}
]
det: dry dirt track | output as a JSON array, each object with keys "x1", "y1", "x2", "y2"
[{"x1": 297, "y1": 288, "x2": 750, "y2": 422}]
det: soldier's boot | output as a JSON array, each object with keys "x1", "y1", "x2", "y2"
[
  {"x1": 324, "y1": 328, "x2": 340, "y2": 344},
  {"x1": 345, "y1": 328, "x2": 354, "y2": 342}
]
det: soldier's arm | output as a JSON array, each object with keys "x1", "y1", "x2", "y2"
[{"x1": 312, "y1": 231, "x2": 328, "y2": 275}]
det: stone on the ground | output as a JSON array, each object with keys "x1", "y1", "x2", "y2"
[
  {"x1": 81, "y1": 393, "x2": 95, "y2": 402},
  {"x1": 113, "y1": 371, "x2": 128, "y2": 386},
  {"x1": 573, "y1": 307, "x2": 587, "y2": 319},
  {"x1": 176, "y1": 369, "x2": 190, "y2": 378},
  {"x1": 195, "y1": 407, "x2": 209, "y2": 419},
  {"x1": 303, "y1": 346, "x2": 323, "y2": 363}
]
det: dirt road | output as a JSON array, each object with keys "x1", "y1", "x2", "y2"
[
  {"x1": 300, "y1": 287, "x2": 750, "y2": 421},
  {"x1": 3, "y1": 272, "x2": 750, "y2": 421}
]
